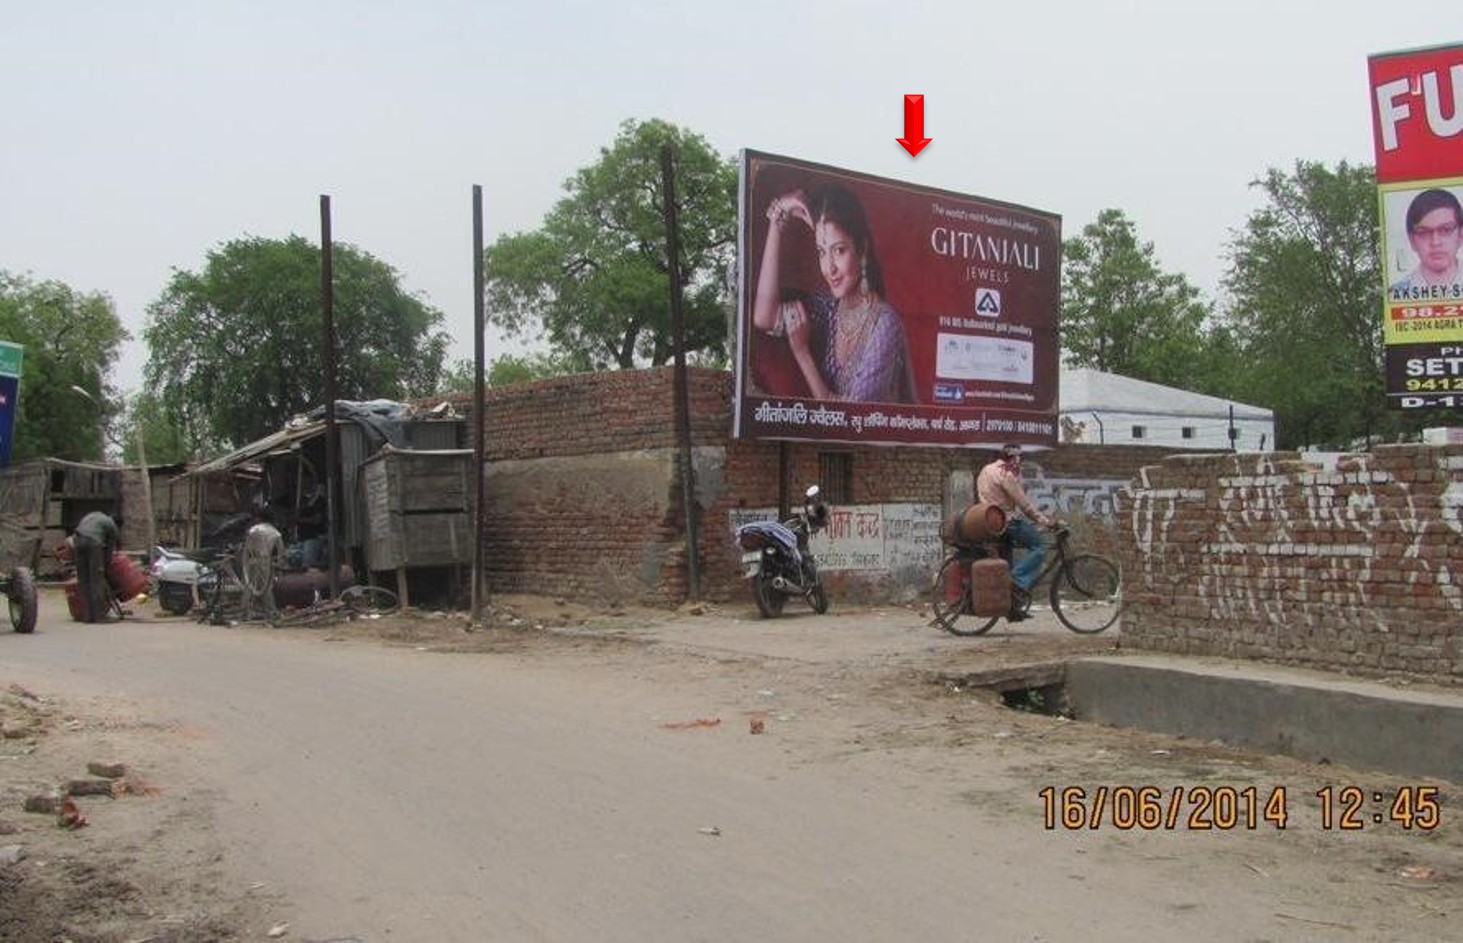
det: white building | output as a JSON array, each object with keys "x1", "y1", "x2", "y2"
[{"x1": 1058, "y1": 367, "x2": 1274, "y2": 451}]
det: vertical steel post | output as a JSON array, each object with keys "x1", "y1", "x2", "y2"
[
  {"x1": 660, "y1": 144, "x2": 700, "y2": 602},
  {"x1": 320, "y1": 195, "x2": 341, "y2": 599},
  {"x1": 472, "y1": 184, "x2": 488, "y2": 623}
]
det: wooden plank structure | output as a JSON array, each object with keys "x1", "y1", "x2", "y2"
[
  {"x1": 362, "y1": 446, "x2": 473, "y2": 608},
  {"x1": 0, "y1": 459, "x2": 121, "y2": 576}
]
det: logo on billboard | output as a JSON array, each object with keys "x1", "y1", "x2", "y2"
[
  {"x1": 974, "y1": 287, "x2": 1001, "y2": 318},
  {"x1": 933, "y1": 383, "x2": 965, "y2": 403}
]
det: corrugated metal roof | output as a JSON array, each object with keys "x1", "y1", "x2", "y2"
[{"x1": 185, "y1": 423, "x2": 325, "y2": 476}]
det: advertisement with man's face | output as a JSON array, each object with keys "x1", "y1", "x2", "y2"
[
  {"x1": 734, "y1": 151, "x2": 1061, "y2": 447},
  {"x1": 1369, "y1": 43, "x2": 1463, "y2": 409}
]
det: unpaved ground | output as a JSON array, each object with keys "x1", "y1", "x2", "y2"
[{"x1": 1, "y1": 590, "x2": 1459, "y2": 940}]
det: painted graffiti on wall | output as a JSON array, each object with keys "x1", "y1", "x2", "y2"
[
  {"x1": 729, "y1": 503, "x2": 945, "y2": 573},
  {"x1": 1023, "y1": 466, "x2": 1128, "y2": 519},
  {"x1": 1125, "y1": 452, "x2": 1463, "y2": 640}
]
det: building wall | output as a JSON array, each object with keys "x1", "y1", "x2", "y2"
[
  {"x1": 450, "y1": 368, "x2": 1197, "y2": 606},
  {"x1": 1117, "y1": 447, "x2": 1463, "y2": 683},
  {"x1": 1058, "y1": 409, "x2": 1272, "y2": 451}
]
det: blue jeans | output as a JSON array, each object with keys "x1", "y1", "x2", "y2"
[{"x1": 1007, "y1": 518, "x2": 1047, "y2": 590}]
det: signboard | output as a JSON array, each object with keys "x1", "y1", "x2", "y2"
[
  {"x1": 734, "y1": 151, "x2": 1061, "y2": 447},
  {"x1": 1369, "y1": 44, "x2": 1463, "y2": 409},
  {"x1": 0, "y1": 341, "x2": 21, "y2": 467}
]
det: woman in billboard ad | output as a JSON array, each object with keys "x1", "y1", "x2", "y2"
[{"x1": 752, "y1": 183, "x2": 918, "y2": 404}]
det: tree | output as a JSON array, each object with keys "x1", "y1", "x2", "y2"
[
  {"x1": 435, "y1": 350, "x2": 588, "y2": 395},
  {"x1": 1221, "y1": 161, "x2": 1423, "y2": 448},
  {"x1": 144, "y1": 236, "x2": 450, "y2": 450},
  {"x1": 0, "y1": 271, "x2": 129, "y2": 462},
  {"x1": 485, "y1": 118, "x2": 737, "y2": 370},
  {"x1": 1061, "y1": 209, "x2": 1219, "y2": 390},
  {"x1": 118, "y1": 390, "x2": 192, "y2": 466}
]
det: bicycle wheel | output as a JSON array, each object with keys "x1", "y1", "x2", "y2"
[
  {"x1": 339, "y1": 585, "x2": 399, "y2": 617},
  {"x1": 931, "y1": 556, "x2": 999, "y2": 637},
  {"x1": 1050, "y1": 553, "x2": 1122, "y2": 634}
]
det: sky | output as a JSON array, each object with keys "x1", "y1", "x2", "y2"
[{"x1": 2, "y1": 1, "x2": 1455, "y2": 395}]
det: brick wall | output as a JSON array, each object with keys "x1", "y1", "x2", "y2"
[
  {"x1": 444, "y1": 368, "x2": 1195, "y2": 606},
  {"x1": 1117, "y1": 447, "x2": 1463, "y2": 683}
]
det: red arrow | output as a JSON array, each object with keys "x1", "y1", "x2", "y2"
[{"x1": 896, "y1": 94, "x2": 932, "y2": 157}]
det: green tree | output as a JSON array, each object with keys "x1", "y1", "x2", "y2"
[
  {"x1": 144, "y1": 236, "x2": 450, "y2": 450},
  {"x1": 1222, "y1": 161, "x2": 1422, "y2": 448},
  {"x1": 118, "y1": 390, "x2": 193, "y2": 466},
  {"x1": 485, "y1": 118, "x2": 736, "y2": 369},
  {"x1": 1061, "y1": 209, "x2": 1219, "y2": 390},
  {"x1": 435, "y1": 350, "x2": 588, "y2": 394},
  {"x1": 0, "y1": 271, "x2": 129, "y2": 462}
]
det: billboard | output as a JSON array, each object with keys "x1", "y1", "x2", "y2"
[
  {"x1": 733, "y1": 150, "x2": 1061, "y2": 448},
  {"x1": 1369, "y1": 44, "x2": 1463, "y2": 410},
  {"x1": 0, "y1": 341, "x2": 20, "y2": 467}
]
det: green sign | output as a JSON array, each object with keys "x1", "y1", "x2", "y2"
[{"x1": 0, "y1": 342, "x2": 22, "y2": 378}]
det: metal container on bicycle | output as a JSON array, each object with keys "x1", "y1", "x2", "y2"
[
  {"x1": 969, "y1": 558, "x2": 1011, "y2": 617},
  {"x1": 941, "y1": 502, "x2": 1008, "y2": 549}
]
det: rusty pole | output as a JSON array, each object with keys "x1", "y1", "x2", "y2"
[
  {"x1": 660, "y1": 144, "x2": 700, "y2": 602},
  {"x1": 320, "y1": 195, "x2": 341, "y2": 599},
  {"x1": 471, "y1": 184, "x2": 488, "y2": 624}
]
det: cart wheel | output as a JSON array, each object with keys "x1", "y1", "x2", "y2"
[{"x1": 9, "y1": 567, "x2": 38, "y2": 634}]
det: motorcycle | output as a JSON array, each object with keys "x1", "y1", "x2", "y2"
[
  {"x1": 150, "y1": 544, "x2": 217, "y2": 616},
  {"x1": 735, "y1": 485, "x2": 831, "y2": 618}
]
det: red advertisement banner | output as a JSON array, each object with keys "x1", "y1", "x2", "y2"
[
  {"x1": 1369, "y1": 44, "x2": 1463, "y2": 184},
  {"x1": 734, "y1": 151, "x2": 1061, "y2": 448}
]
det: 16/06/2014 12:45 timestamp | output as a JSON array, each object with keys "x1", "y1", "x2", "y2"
[{"x1": 1039, "y1": 785, "x2": 1442, "y2": 832}]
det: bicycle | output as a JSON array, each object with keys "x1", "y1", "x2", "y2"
[
  {"x1": 930, "y1": 522, "x2": 1121, "y2": 636},
  {"x1": 197, "y1": 544, "x2": 247, "y2": 625},
  {"x1": 271, "y1": 584, "x2": 400, "y2": 628}
]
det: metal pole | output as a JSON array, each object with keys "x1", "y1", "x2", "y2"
[
  {"x1": 135, "y1": 424, "x2": 155, "y2": 561},
  {"x1": 320, "y1": 195, "x2": 341, "y2": 598},
  {"x1": 660, "y1": 144, "x2": 700, "y2": 602},
  {"x1": 777, "y1": 442, "x2": 790, "y2": 521},
  {"x1": 471, "y1": 184, "x2": 488, "y2": 624}
]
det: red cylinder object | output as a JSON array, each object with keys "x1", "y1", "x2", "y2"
[
  {"x1": 106, "y1": 552, "x2": 150, "y2": 602},
  {"x1": 274, "y1": 566, "x2": 356, "y2": 609},
  {"x1": 942, "y1": 502, "x2": 1008, "y2": 548},
  {"x1": 943, "y1": 560, "x2": 970, "y2": 606},
  {"x1": 64, "y1": 579, "x2": 86, "y2": 621}
]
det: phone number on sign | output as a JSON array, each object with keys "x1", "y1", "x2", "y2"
[{"x1": 1040, "y1": 785, "x2": 1443, "y2": 831}]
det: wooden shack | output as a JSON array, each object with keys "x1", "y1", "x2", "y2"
[
  {"x1": 362, "y1": 446, "x2": 473, "y2": 607},
  {"x1": 0, "y1": 459, "x2": 122, "y2": 576}
]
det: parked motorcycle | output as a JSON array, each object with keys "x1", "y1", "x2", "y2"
[
  {"x1": 735, "y1": 485, "x2": 831, "y2": 618},
  {"x1": 151, "y1": 545, "x2": 214, "y2": 616}
]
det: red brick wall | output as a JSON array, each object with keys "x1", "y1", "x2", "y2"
[
  {"x1": 1117, "y1": 447, "x2": 1463, "y2": 683},
  {"x1": 444, "y1": 369, "x2": 1197, "y2": 606}
]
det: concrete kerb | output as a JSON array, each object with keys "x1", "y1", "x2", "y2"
[{"x1": 1064, "y1": 654, "x2": 1463, "y2": 784}]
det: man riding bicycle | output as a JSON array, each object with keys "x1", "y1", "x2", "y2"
[{"x1": 975, "y1": 444, "x2": 1054, "y2": 621}]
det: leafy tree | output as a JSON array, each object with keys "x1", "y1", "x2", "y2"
[
  {"x1": 118, "y1": 390, "x2": 193, "y2": 466},
  {"x1": 144, "y1": 236, "x2": 450, "y2": 450},
  {"x1": 485, "y1": 118, "x2": 736, "y2": 369},
  {"x1": 1222, "y1": 161, "x2": 1425, "y2": 449},
  {"x1": 1061, "y1": 209, "x2": 1219, "y2": 390},
  {"x1": 0, "y1": 271, "x2": 129, "y2": 462},
  {"x1": 435, "y1": 350, "x2": 588, "y2": 394}
]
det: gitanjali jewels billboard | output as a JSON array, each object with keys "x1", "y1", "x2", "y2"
[{"x1": 733, "y1": 150, "x2": 1061, "y2": 448}]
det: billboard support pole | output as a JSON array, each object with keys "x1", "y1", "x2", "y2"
[
  {"x1": 778, "y1": 442, "x2": 790, "y2": 521},
  {"x1": 471, "y1": 184, "x2": 489, "y2": 625},
  {"x1": 320, "y1": 195, "x2": 341, "y2": 600},
  {"x1": 661, "y1": 144, "x2": 700, "y2": 602}
]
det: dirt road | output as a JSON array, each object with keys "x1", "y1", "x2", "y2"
[{"x1": 0, "y1": 588, "x2": 1457, "y2": 941}]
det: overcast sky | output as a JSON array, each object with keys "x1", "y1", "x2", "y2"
[{"x1": 2, "y1": 1, "x2": 1453, "y2": 394}]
